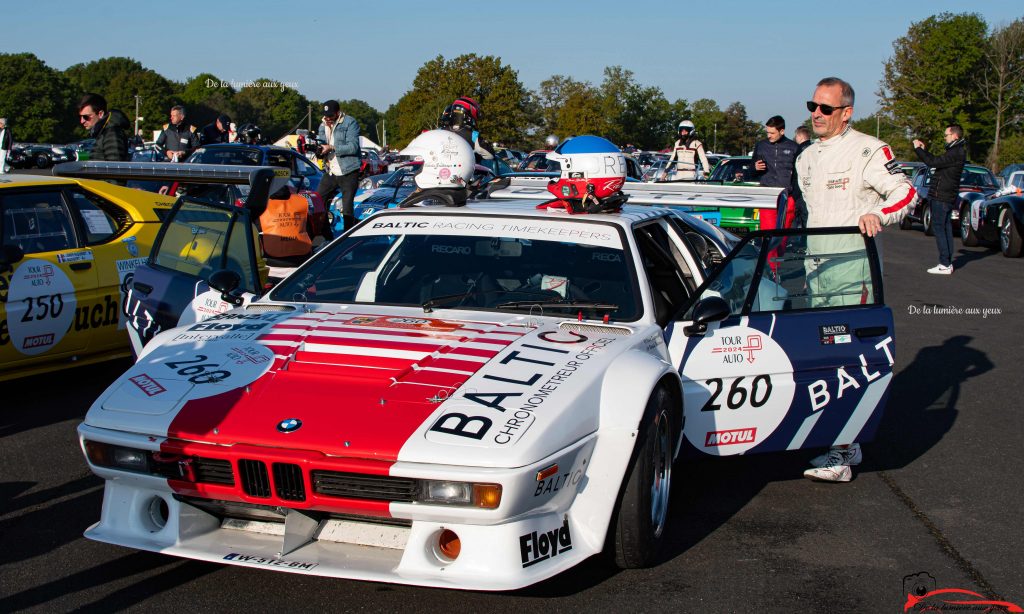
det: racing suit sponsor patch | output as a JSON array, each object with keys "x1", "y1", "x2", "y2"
[
  {"x1": 520, "y1": 518, "x2": 572, "y2": 567},
  {"x1": 884, "y1": 159, "x2": 902, "y2": 175}
]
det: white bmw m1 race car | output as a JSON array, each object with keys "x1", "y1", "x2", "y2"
[{"x1": 78, "y1": 199, "x2": 895, "y2": 590}]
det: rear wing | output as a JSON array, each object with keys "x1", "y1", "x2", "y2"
[
  {"x1": 486, "y1": 175, "x2": 786, "y2": 212},
  {"x1": 52, "y1": 161, "x2": 291, "y2": 212}
]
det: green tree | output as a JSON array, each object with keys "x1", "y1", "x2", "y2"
[
  {"x1": 63, "y1": 57, "x2": 177, "y2": 138},
  {"x1": 180, "y1": 73, "x2": 239, "y2": 131},
  {"x1": 880, "y1": 12, "x2": 990, "y2": 160},
  {"x1": 338, "y1": 99, "x2": 383, "y2": 144},
  {"x1": 0, "y1": 53, "x2": 75, "y2": 142},
  {"x1": 596, "y1": 66, "x2": 675, "y2": 150},
  {"x1": 688, "y1": 98, "x2": 724, "y2": 152},
  {"x1": 718, "y1": 102, "x2": 761, "y2": 155},
  {"x1": 533, "y1": 75, "x2": 607, "y2": 147},
  {"x1": 233, "y1": 79, "x2": 309, "y2": 143},
  {"x1": 392, "y1": 54, "x2": 531, "y2": 149},
  {"x1": 976, "y1": 19, "x2": 1024, "y2": 169}
]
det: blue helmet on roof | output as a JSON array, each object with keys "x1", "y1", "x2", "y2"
[{"x1": 546, "y1": 135, "x2": 627, "y2": 206}]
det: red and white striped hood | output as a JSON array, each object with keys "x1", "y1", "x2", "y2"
[{"x1": 86, "y1": 305, "x2": 634, "y2": 468}]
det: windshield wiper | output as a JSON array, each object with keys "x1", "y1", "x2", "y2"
[
  {"x1": 494, "y1": 299, "x2": 619, "y2": 311},
  {"x1": 422, "y1": 291, "x2": 476, "y2": 313}
]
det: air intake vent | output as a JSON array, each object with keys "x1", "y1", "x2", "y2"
[
  {"x1": 558, "y1": 322, "x2": 633, "y2": 336},
  {"x1": 312, "y1": 471, "x2": 418, "y2": 502},
  {"x1": 194, "y1": 457, "x2": 234, "y2": 485},
  {"x1": 238, "y1": 459, "x2": 271, "y2": 498},
  {"x1": 272, "y1": 463, "x2": 306, "y2": 501},
  {"x1": 244, "y1": 304, "x2": 296, "y2": 313}
]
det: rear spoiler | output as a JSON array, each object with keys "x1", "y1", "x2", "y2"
[
  {"x1": 52, "y1": 161, "x2": 291, "y2": 210},
  {"x1": 487, "y1": 176, "x2": 786, "y2": 211}
]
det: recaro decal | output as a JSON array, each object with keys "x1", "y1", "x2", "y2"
[{"x1": 427, "y1": 331, "x2": 616, "y2": 446}]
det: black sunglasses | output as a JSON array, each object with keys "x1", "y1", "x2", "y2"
[
  {"x1": 807, "y1": 101, "x2": 849, "y2": 115},
  {"x1": 79, "y1": 113, "x2": 95, "y2": 121}
]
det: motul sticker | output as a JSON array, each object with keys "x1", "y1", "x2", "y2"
[
  {"x1": 705, "y1": 428, "x2": 757, "y2": 447},
  {"x1": 129, "y1": 373, "x2": 167, "y2": 397}
]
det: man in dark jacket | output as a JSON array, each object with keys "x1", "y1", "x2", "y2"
[
  {"x1": 200, "y1": 114, "x2": 231, "y2": 145},
  {"x1": 753, "y1": 115, "x2": 799, "y2": 189},
  {"x1": 156, "y1": 105, "x2": 200, "y2": 162},
  {"x1": 0, "y1": 118, "x2": 12, "y2": 174},
  {"x1": 913, "y1": 124, "x2": 966, "y2": 274},
  {"x1": 78, "y1": 93, "x2": 130, "y2": 162}
]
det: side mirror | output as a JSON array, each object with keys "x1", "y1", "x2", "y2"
[
  {"x1": 0, "y1": 244, "x2": 25, "y2": 273},
  {"x1": 683, "y1": 295, "x2": 730, "y2": 337},
  {"x1": 208, "y1": 269, "x2": 244, "y2": 306}
]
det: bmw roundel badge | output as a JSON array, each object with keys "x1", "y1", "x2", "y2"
[{"x1": 277, "y1": 418, "x2": 302, "y2": 433}]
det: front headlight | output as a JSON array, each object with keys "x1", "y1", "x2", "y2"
[
  {"x1": 84, "y1": 440, "x2": 150, "y2": 472},
  {"x1": 419, "y1": 480, "x2": 501, "y2": 509}
]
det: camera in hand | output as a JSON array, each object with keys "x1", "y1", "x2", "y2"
[{"x1": 303, "y1": 136, "x2": 326, "y2": 159}]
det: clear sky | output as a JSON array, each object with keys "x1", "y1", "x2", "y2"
[{"x1": 4, "y1": 1, "x2": 1021, "y2": 145}]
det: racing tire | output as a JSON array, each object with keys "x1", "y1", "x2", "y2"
[
  {"x1": 922, "y1": 205, "x2": 933, "y2": 237},
  {"x1": 609, "y1": 386, "x2": 676, "y2": 569},
  {"x1": 959, "y1": 205, "x2": 979, "y2": 247},
  {"x1": 899, "y1": 215, "x2": 913, "y2": 230},
  {"x1": 1000, "y1": 208, "x2": 1023, "y2": 258}
]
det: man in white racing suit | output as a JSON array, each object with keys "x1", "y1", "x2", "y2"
[
  {"x1": 796, "y1": 76, "x2": 916, "y2": 483},
  {"x1": 663, "y1": 120, "x2": 710, "y2": 181}
]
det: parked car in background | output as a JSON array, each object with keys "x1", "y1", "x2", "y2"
[
  {"x1": 17, "y1": 144, "x2": 75, "y2": 169},
  {"x1": 901, "y1": 164, "x2": 999, "y2": 236},
  {"x1": 1, "y1": 170, "x2": 176, "y2": 381},
  {"x1": 70, "y1": 139, "x2": 96, "y2": 161},
  {"x1": 959, "y1": 180, "x2": 1024, "y2": 257},
  {"x1": 360, "y1": 148, "x2": 387, "y2": 178},
  {"x1": 707, "y1": 156, "x2": 758, "y2": 185}
]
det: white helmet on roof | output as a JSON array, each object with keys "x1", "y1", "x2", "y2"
[
  {"x1": 544, "y1": 134, "x2": 559, "y2": 149},
  {"x1": 400, "y1": 130, "x2": 475, "y2": 190}
]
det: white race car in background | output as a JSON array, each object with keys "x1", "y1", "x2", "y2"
[{"x1": 79, "y1": 199, "x2": 895, "y2": 590}]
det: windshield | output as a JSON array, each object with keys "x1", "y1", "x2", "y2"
[
  {"x1": 188, "y1": 147, "x2": 262, "y2": 166},
  {"x1": 270, "y1": 214, "x2": 639, "y2": 320},
  {"x1": 962, "y1": 166, "x2": 998, "y2": 188},
  {"x1": 709, "y1": 158, "x2": 756, "y2": 183}
]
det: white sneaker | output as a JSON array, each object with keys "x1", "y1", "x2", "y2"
[
  {"x1": 803, "y1": 464, "x2": 852, "y2": 482},
  {"x1": 810, "y1": 443, "x2": 862, "y2": 468},
  {"x1": 927, "y1": 264, "x2": 953, "y2": 275}
]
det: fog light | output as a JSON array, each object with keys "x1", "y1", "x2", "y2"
[{"x1": 437, "y1": 529, "x2": 461, "y2": 561}]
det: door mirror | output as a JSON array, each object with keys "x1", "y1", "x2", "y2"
[
  {"x1": 683, "y1": 295, "x2": 730, "y2": 336},
  {"x1": 208, "y1": 268, "x2": 244, "y2": 306},
  {"x1": 0, "y1": 244, "x2": 25, "y2": 272}
]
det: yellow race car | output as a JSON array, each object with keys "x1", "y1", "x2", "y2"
[{"x1": 0, "y1": 174, "x2": 176, "y2": 381}]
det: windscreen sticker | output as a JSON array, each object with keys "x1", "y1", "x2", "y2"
[
  {"x1": 80, "y1": 209, "x2": 115, "y2": 235},
  {"x1": 4, "y1": 259, "x2": 77, "y2": 356},
  {"x1": 680, "y1": 325, "x2": 795, "y2": 455},
  {"x1": 351, "y1": 215, "x2": 622, "y2": 249}
]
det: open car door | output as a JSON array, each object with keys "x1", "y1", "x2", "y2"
[
  {"x1": 665, "y1": 227, "x2": 895, "y2": 458},
  {"x1": 53, "y1": 162, "x2": 289, "y2": 355}
]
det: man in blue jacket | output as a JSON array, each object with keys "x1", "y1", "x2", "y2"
[
  {"x1": 913, "y1": 124, "x2": 966, "y2": 274},
  {"x1": 753, "y1": 115, "x2": 799, "y2": 190},
  {"x1": 316, "y1": 100, "x2": 361, "y2": 233}
]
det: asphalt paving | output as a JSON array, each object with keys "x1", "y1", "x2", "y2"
[{"x1": 1, "y1": 219, "x2": 1021, "y2": 612}]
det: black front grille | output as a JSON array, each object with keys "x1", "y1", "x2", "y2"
[
  {"x1": 238, "y1": 459, "x2": 271, "y2": 498},
  {"x1": 311, "y1": 471, "x2": 418, "y2": 502},
  {"x1": 194, "y1": 457, "x2": 234, "y2": 485},
  {"x1": 272, "y1": 463, "x2": 306, "y2": 501}
]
